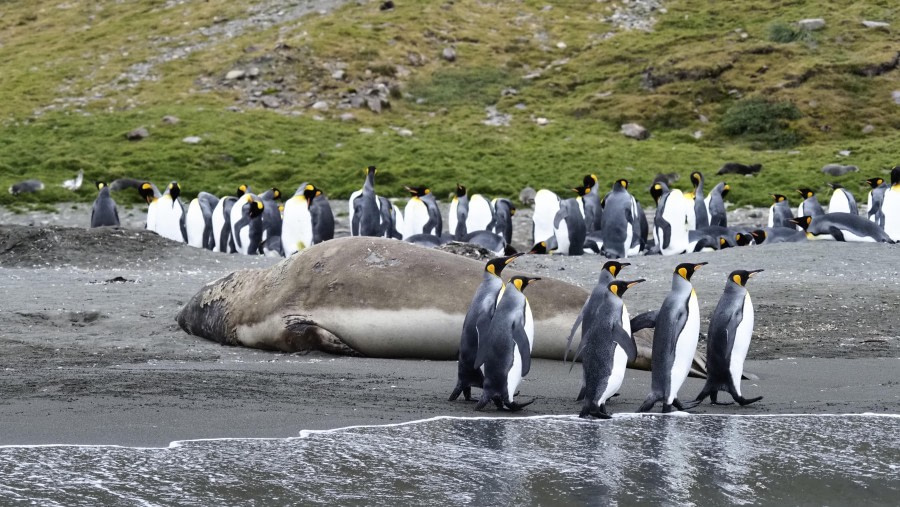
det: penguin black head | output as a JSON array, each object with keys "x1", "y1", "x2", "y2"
[
  {"x1": 675, "y1": 262, "x2": 707, "y2": 281},
  {"x1": 485, "y1": 252, "x2": 523, "y2": 277},
  {"x1": 750, "y1": 229, "x2": 767, "y2": 244},
  {"x1": 721, "y1": 183, "x2": 731, "y2": 199},
  {"x1": 405, "y1": 186, "x2": 430, "y2": 198},
  {"x1": 168, "y1": 182, "x2": 181, "y2": 201},
  {"x1": 583, "y1": 174, "x2": 598, "y2": 189},
  {"x1": 455, "y1": 184, "x2": 466, "y2": 198},
  {"x1": 789, "y1": 216, "x2": 812, "y2": 230},
  {"x1": 797, "y1": 188, "x2": 815, "y2": 199},
  {"x1": 827, "y1": 183, "x2": 843, "y2": 190},
  {"x1": 138, "y1": 182, "x2": 155, "y2": 203},
  {"x1": 249, "y1": 199, "x2": 264, "y2": 219},
  {"x1": 729, "y1": 269, "x2": 763, "y2": 287},
  {"x1": 237, "y1": 184, "x2": 248, "y2": 197},
  {"x1": 95, "y1": 181, "x2": 107, "y2": 191},
  {"x1": 891, "y1": 166, "x2": 900, "y2": 186},
  {"x1": 607, "y1": 279, "x2": 645, "y2": 298},
  {"x1": 690, "y1": 171, "x2": 703, "y2": 188},
  {"x1": 735, "y1": 232, "x2": 753, "y2": 246},
  {"x1": 649, "y1": 182, "x2": 667, "y2": 204},
  {"x1": 572, "y1": 186, "x2": 589, "y2": 197},
  {"x1": 718, "y1": 237, "x2": 730, "y2": 249},
  {"x1": 271, "y1": 187, "x2": 282, "y2": 200},
  {"x1": 771, "y1": 194, "x2": 787, "y2": 203},
  {"x1": 303, "y1": 184, "x2": 318, "y2": 203},
  {"x1": 510, "y1": 276, "x2": 540, "y2": 293},
  {"x1": 528, "y1": 240, "x2": 554, "y2": 254},
  {"x1": 864, "y1": 177, "x2": 885, "y2": 188},
  {"x1": 365, "y1": 165, "x2": 377, "y2": 175},
  {"x1": 614, "y1": 179, "x2": 629, "y2": 191},
  {"x1": 602, "y1": 260, "x2": 630, "y2": 277}
]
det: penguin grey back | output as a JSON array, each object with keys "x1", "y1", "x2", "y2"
[
  {"x1": 556, "y1": 197, "x2": 586, "y2": 255},
  {"x1": 491, "y1": 198, "x2": 515, "y2": 244},
  {"x1": 310, "y1": 194, "x2": 335, "y2": 244},
  {"x1": 354, "y1": 166, "x2": 382, "y2": 236},
  {"x1": 90, "y1": 184, "x2": 120, "y2": 228},
  {"x1": 197, "y1": 192, "x2": 220, "y2": 250},
  {"x1": 708, "y1": 182, "x2": 729, "y2": 227},
  {"x1": 600, "y1": 182, "x2": 633, "y2": 258}
]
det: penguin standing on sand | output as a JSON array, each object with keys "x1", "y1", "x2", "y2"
[
  {"x1": 864, "y1": 177, "x2": 887, "y2": 227},
  {"x1": 767, "y1": 194, "x2": 793, "y2": 228},
  {"x1": 138, "y1": 182, "x2": 162, "y2": 231},
  {"x1": 689, "y1": 171, "x2": 709, "y2": 229},
  {"x1": 449, "y1": 253, "x2": 523, "y2": 402},
  {"x1": 378, "y1": 196, "x2": 403, "y2": 239},
  {"x1": 575, "y1": 279, "x2": 643, "y2": 419},
  {"x1": 827, "y1": 183, "x2": 858, "y2": 215},
  {"x1": 474, "y1": 276, "x2": 540, "y2": 411},
  {"x1": 352, "y1": 166, "x2": 382, "y2": 237},
  {"x1": 232, "y1": 195, "x2": 265, "y2": 255},
  {"x1": 90, "y1": 182, "x2": 119, "y2": 228},
  {"x1": 532, "y1": 189, "x2": 561, "y2": 245},
  {"x1": 308, "y1": 184, "x2": 335, "y2": 245},
  {"x1": 283, "y1": 184, "x2": 315, "y2": 256},
  {"x1": 257, "y1": 187, "x2": 283, "y2": 256},
  {"x1": 155, "y1": 182, "x2": 186, "y2": 242},
  {"x1": 185, "y1": 191, "x2": 219, "y2": 250},
  {"x1": 402, "y1": 186, "x2": 442, "y2": 238},
  {"x1": 491, "y1": 198, "x2": 516, "y2": 245},
  {"x1": 880, "y1": 167, "x2": 900, "y2": 242},
  {"x1": 553, "y1": 189, "x2": 587, "y2": 256},
  {"x1": 599, "y1": 180, "x2": 635, "y2": 259},
  {"x1": 695, "y1": 269, "x2": 764, "y2": 406},
  {"x1": 706, "y1": 182, "x2": 729, "y2": 227},
  {"x1": 449, "y1": 184, "x2": 469, "y2": 240},
  {"x1": 581, "y1": 174, "x2": 603, "y2": 233},
  {"x1": 638, "y1": 262, "x2": 707, "y2": 413},
  {"x1": 212, "y1": 185, "x2": 248, "y2": 253},
  {"x1": 651, "y1": 182, "x2": 690, "y2": 256},
  {"x1": 565, "y1": 261, "x2": 630, "y2": 361},
  {"x1": 796, "y1": 188, "x2": 825, "y2": 219}
]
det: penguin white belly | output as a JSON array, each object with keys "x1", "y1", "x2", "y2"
[
  {"x1": 684, "y1": 195, "x2": 697, "y2": 231},
  {"x1": 828, "y1": 192, "x2": 850, "y2": 214},
  {"x1": 600, "y1": 345, "x2": 628, "y2": 406},
  {"x1": 704, "y1": 194, "x2": 712, "y2": 220},
  {"x1": 625, "y1": 222, "x2": 640, "y2": 257},
  {"x1": 237, "y1": 226, "x2": 251, "y2": 255},
  {"x1": 524, "y1": 299, "x2": 534, "y2": 350},
  {"x1": 730, "y1": 293, "x2": 754, "y2": 396},
  {"x1": 185, "y1": 199, "x2": 205, "y2": 248},
  {"x1": 467, "y1": 194, "x2": 493, "y2": 233},
  {"x1": 668, "y1": 291, "x2": 700, "y2": 404},
  {"x1": 767, "y1": 205, "x2": 775, "y2": 227},
  {"x1": 211, "y1": 199, "x2": 226, "y2": 250},
  {"x1": 156, "y1": 197, "x2": 184, "y2": 242},
  {"x1": 839, "y1": 228, "x2": 876, "y2": 243},
  {"x1": 282, "y1": 196, "x2": 313, "y2": 256},
  {"x1": 507, "y1": 344, "x2": 523, "y2": 403},
  {"x1": 392, "y1": 204, "x2": 405, "y2": 237},
  {"x1": 348, "y1": 189, "x2": 362, "y2": 227},
  {"x1": 533, "y1": 189, "x2": 560, "y2": 243},
  {"x1": 866, "y1": 192, "x2": 875, "y2": 222},
  {"x1": 554, "y1": 219, "x2": 571, "y2": 254},
  {"x1": 448, "y1": 199, "x2": 459, "y2": 235},
  {"x1": 661, "y1": 190, "x2": 689, "y2": 255},
  {"x1": 403, "y1": 199, "x2": 428, "y2": 238},
  {"x1": 881, "y1": 188, "x2": 900, "y2": 241},
  {"x1": 230, "y1": 198, "x2": 248, "y2": 251},
  {"x1": 146, "y1": 200, "x2": 159, "y2": 231}
]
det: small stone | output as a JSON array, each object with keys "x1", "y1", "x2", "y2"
[
  {"x1": 332, "y1": 70, "x2": 345, "y2": 80},
  {"x1": 358, "y1": 127, "x2": 375, "y2": 134},
  {"x1": 247, "y1": 67, "x2": 260, "y2": 78},
  {"x1": 862, "y1": 124, "x2": 875, "y2": 134},
  {"x1": 441, "y1": 47, "x2": 456, "y2": 62},
  {"x1": 397, "y1": 128, "x2": 413, "y2": 137},
  {"x1": 740, "y1": 33, "x2": 748, "y2": 39},
  {"x1": 262, "y1": 96, "x2": 280, "y2": 108},
  {"x1": 311, "y1": 100, "x2": 329, "y2": 111},
  {"x1": 367, "y1": 97, "x2": 384, "y2": 113},
  {"x1": 893, "y1": 90, "x2": 900, "y2": 105},
  {"x1": 698, "y1": 114, "x2": 709, "y2": 123},
  {"x1": 797, "y1": 18, "x2": 826, "y2": 31},
  {"x1": 556, "y1": 41, "x2": 567, "y2": 49},
  {"x1": 161, "y1": 115, "x2": 179, "y2": 125},
  {"x1": 620, "y1": 123, "x2": 649, "y2": 140},
  {"x1": 226, "y1": 106, "x2": 242, "y2": 112},
  {"x1": 340, "y1": 113, "x2": 356, "y2": 122},
  {"x1": 838, "y1": 150, "x2": 851, "y2": 157},
  {"x1": 501, "y1": 87, "x2": 518, "y2": 96},
  {"x1": 182, "y1": 136, "x2": 202, "y2": 144},
  {"x1": 862, "y1": 20, "x2": 889, "y2": 29},
  {"x1": 535, "y1": 117, "x2": 549, "y2": 126},
  {"x1": 125, "y1": 127, "x2": 149, "y2": 141},
  {"x1": 312, "y1": 115, "x2": 325, "y2": 121},
  {"x1": 225, "y1": 70, "x2": 245, "y2": 80},
  {"x1": 407, "y1": 51, "x2": 425, "y2": 66},
  {"x1": 693, "y1": 130, "x2": 703, "y2": 139}
]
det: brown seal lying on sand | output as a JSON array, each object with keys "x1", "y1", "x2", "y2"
[{"x1": 177, "y1": 237, "x2": 708, "y2": 376}]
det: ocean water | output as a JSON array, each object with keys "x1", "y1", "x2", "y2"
[{"x1": 1, "y1": 414, "x2": 897, "y2": 506}]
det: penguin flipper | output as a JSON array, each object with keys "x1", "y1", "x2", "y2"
[
  {"x1": 564, "y1": 304, "x2": 588, "y2": 361},
  {"x1": 472, "y1": 315, "x2": 492, "y2": 369},
  {"x1": 511, "y1": 325, "x2": 532, "y2": 377},
  {"x1": 657, "y1": 217, "x2": 672, "y2": 249},
  {"x1": 629, "y1": 310, "x2": 658, "y2": 333},
  {"x1": 827, "y1": 226, "x2": 845, "y2": 242},
  {"x1": 613, "y1": 325, "x2": 638, "y2": 363},
  {"x1": 553, "y1": 209, "x2": 566, "y2": 229}
]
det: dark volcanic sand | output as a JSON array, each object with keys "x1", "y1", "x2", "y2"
[{"x1": 0, "y1": 207, "x2": 898, "y2": 447}]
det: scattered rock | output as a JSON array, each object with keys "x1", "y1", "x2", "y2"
[
  {"x1": 501, "y1": 87, "x2": 518, "y2": 96},
  {"x1": 397, "y1": 128, "x2": 413, "y2": 137},
  {"x1": 125, "y1": 127, "x2": 149, "y2": 141},
  {"x1": 483, "y1": 106, "x2": 511, "y2": 127},
  {"x1": 535, "y1": 117, "x2": 549, "y2": 126},
  {"x1": 379, "y1": 1, "x2": 395, "y2": 11},
  {"x1": 441, "y1": 47, "x2": 456, "y2": 62},
  {"x1": 161, "y1": 115, "x2": 180, "y2": 125},
  {"x1": 893, "y1": 90, "x2": 900, "y2": 105},
  {"x1": 797, "y1": 18, "x2": 826, "y2": 31},
  {"x1": 698, "y1": 114, "x2": 709, "y2": 123},
  {"x1": 821, "y1": 164, "x2": 858, "y2": 176},
  {"x1": 718, "y1": 162, "x2": 762, "y2": 175},
  {"x1": 311, "y1": 100, "x2": 329, "y2": 111},
  {"x1": 332, "y1": 70, "x2": 345, "y2": 80},
  {"x1": 339, "y1": 113, "x2": 356, "y2": 122},
  {"x1": 247, "y1": 67, "x2": 260, "y2": 78},
  {"x1": 358, "y1": 127, "x2": 375, "y2": 134},
  {"x1": 261, "y1": 96, "x2": 280, "y2": 108},
  {"x1": 519, "y1": 187, "x2": 536, "y2": 207},
  {"x1": 862, "y1": 20, "x2": 889, "y2": 29},
  {"x1": 838, "y1": 150, "x2": 851, "y2": 157},
  {"x1": 225, "y1": 70, "x2": 245, "y2": 80},
  {"x1": 693, "y1": 130, "x2": 703, "y2": 139},
  {"x1": 436, "y1": 241, "x2": 494, "y2": 261},
  {"x1": 182, "y1": 136, "x2": 202, "y2": 144},
  {"x1": 862, "y1": 124, "x2": 875, "y2": 134},
  {"x1": 556, "y1": 41, "x2": 567, "y2": 49},
  {"x1": 620, "y1": 123, "x2": 649, "y2": 140},
  {"x1": 406, "y1": 51, "x2": 426, "y2": 66}
]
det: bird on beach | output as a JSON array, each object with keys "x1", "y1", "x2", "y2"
[
  {"x1": 62, "y1": 169, "x2": 84, "y2": 191},
  {"x1": 90, "y1": 181, "x2": 119, "y2": 228}
]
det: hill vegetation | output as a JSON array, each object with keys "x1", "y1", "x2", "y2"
[{"x1": 0, "y1": 0, "x2": 897, "y2": 209}]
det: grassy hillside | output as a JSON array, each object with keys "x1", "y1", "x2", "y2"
[{"x1": 1, "y1": 0, "x2": 897, "y2": 209}]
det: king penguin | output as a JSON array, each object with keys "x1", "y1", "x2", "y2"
[
  {"x1": 827, "y1": 183, "x2": 858, "y2": 215},
  {"x1": 532, "y1": 189, "x2": 561, "y2": 245},
  {"x1": 864, "y1": 177, "x2": 887, "y2": 227},
  {"x1": 706, "y1": 182, "x2": 729, "y2": 227},
  {"x1": 565, "y1": 261, "x2": 630, "y2": 361},
  {"x1": 308, "y1": 184, "x2": 335, "y2": 245},
  {"x1": 474, "y1": 275, "x2": 540, "y2": 411},
  {"x1": 491, "y1": 198, "x2": 516, "y2": 245},
  {"x1": 749, "y1": 227, "x2": 807, "y2": 245},
  {"x1": 767, "y1": 194, "x2": 794, "y2": 228},
  {"x1": 467, "y1": 194, "x2": 495, "y2": 234},
  {"x1": 796, "y1": 188, "x2": 825, "y2": 219},
  {"x1": 138, "y1": 182, "x2": 161, "y2": 231},
  {"x1": 599, "y1": 179, "x2": 636, "y2": 259},
  {"x1": 880, "y1": 167, "x2": 900, "y2": 242},
  {"x1": 638, "y1": 262, "x2": 707, "y2": 413},
  {"x1": 185, "y1": 191, "x2": 219, "y2": 250},
  {"x1": 689, "y1": 171, "x2": 709, "y2": 229},
  {"x1": 232, "y1": 195, "x2": 265, "y2": 255},
  {"x1": 790, "y1": 213, "x2": 894, "y2": 243},
  {"x1": 90, "y1": 182, "x2": 120, "y2": 228},
  {"x1": 402, "y1": 186, "x2": 442, "y2": 238},
  {"x1": 155, "y1": 181, "x2": 187, "y2": 243},
  {"x1": 553, "y1": 188, "x2": 587, "y2": 256},
  {"x1": 212, "y1": 185, "x2": 248, "y2": 253},
  {"x1": 449, "y1": 253, "x2": 523, "y2": 402},
  {"x1": 351, "y1": 166, "x2": 382, "y2": 237},
  {"x1": 695, "y1": 269, "x2": 764, "y2": 406},
  {"x1": 651, "y1": 182, "x2": 690, "y2": 256},
  {"x1": 257, "y1": 187, "x2": 284, "y2": 256},
  {"x1": 581, "y1": 174, "x2": 603, "y2": 233},
  {"x1": 575, "y1": 279, "x2": 643, "y2": 419},
  {"x1": 449, "y1": 184, "x2": 469, "y2": 240},
  {"x1": 283, "y1": 183, "x2": 315, "y2": 256}
]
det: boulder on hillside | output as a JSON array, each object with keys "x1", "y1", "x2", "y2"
[
  {"x1": 797, "y1": 18, "x2": 826, "y2": 31},
  {"x1": 125, "y1": 127, "x2": 149, "y2": 141},
  {"x1": 620, "y1": 123, "x2": 650, "y2": 140}
]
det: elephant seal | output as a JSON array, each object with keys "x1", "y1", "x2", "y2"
[{"x1": 176, "y1": 237, "x2": 708, "y2": 375}]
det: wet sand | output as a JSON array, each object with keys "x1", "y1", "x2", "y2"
[{"x1": 1, "y1": 206, "x2": 898, "y2": 447}]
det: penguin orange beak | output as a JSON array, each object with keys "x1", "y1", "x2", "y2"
[
  {"x1": 620, "y1": 262, "x2": 631, "y2": 267},
  {"x1": 747, "y1": 269, "x2": 764, "y2": 277},
  {"x1": 626, "y1": 279, "x2": 645, "y2": 288},
  {"x1": 694, "y1": 262, "x2": 709, "y2": 269}
]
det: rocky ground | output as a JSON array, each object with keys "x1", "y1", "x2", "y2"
[{"x1": 0, "y1": 204, "x2": 898, "y2": 446}]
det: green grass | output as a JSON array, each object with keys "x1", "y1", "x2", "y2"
[{"x1": 1, "y1": 0, "x2": 898, "y2": 209}]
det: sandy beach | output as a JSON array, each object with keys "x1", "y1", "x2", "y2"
[{"x1": 1, "y1": 205, "x2": 898, "y2": 447}]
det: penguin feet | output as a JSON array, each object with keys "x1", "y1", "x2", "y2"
[
  {"x1": 709, "y1": 392, "x2": 733, "y2": 406},
  {"x1": 504, "y1": 399, "x2": 535, "y2": 412},
  {"x1": 673, "y1": 398, "x2": 701, "y2": 411},
  {"x1": 736, "y1": 395, "x2": 763, "y2": 406}
]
